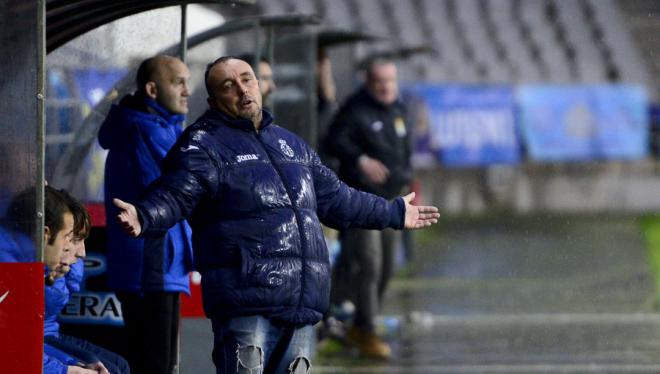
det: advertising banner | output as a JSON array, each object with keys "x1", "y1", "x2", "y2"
[
  {"x1": 0, "y1": 263, "x2": 44, "y2": 373},
  {"x1": 181, "y1": 272, "x2": 205, "y2": 317},
  {"x1": 406, "y1": 84, "x2": 520, "y2": 167},
  {"x1": 517, "y1": 85, "x2": 649, "y2": 161}
]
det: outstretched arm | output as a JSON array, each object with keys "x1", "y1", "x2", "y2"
[
  {"x1": 314, "y1": 152, "x2": 438, "y2": 231},
  {"x1": 113, "y1": 198, "x2": 141, "y2": 237},
  {"x1": 402, "y1": 192, "x2": 440, "y2": 229}
]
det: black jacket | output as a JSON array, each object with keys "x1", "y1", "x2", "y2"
[{"x1": 325, "y1": 88, "x2": 412, "y2": 199}]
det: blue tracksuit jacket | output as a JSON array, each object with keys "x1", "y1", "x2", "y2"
[{"x1": 99, "y1": 94, "x2": 193, "y2": 294}]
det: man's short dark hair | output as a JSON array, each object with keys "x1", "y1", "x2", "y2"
[
  {"x1": 58, "y1": 189, "x2": 90, "y2": 240},
  {"x1": 8, "y1": 186, "x2": 71, "y2": 245}
]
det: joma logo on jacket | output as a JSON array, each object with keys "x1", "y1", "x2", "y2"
[{"x1": 236, "y1": 154, "x2": 259, "y2": 162}]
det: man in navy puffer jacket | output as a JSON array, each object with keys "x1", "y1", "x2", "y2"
[
  {"x1": 113, "y1": 56, "x2": 440, "y2": 373},
  {"x1": 98, "y1": 55, "x2": 193, "y2": 374}
]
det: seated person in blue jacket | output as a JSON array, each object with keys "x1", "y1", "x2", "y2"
[
  {"x1": 7, "y1": 186, "x2": 96, "y2": 373},
  {"x1": 112, "y1": 56, "x2": 440, "y2": 374},
  {"x1": 43, "y1": 189, "x2": 129, "y2": 374},
  {"x1": 98, "y1": 55, "x2": 193, "y2": 374}
]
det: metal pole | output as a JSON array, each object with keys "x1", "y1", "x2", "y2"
[
  {"x1": 266, "y1": 25, "x2": 274, "y2": 65},
  {"x1": 180, "y1": 3, "x2": 188, "y2": 62},
  {"x1": 37, "y1": 0, "x2": 46, "y2": 264},
  {"x1": 175, "y1": 6, "x2": 187, "y2": 374},
  {"x1": 308, "y1": 35, "x2": 318, "y2": 149},
  {"x1": 179, "y1": 3, "x2": 189, "y2": 130},
  {"x1": 253, "y1": 20, "x2": 261, "y2": 78},
  {"x1": 263, "y1": 25, "x2": 275, "y2": 110}
]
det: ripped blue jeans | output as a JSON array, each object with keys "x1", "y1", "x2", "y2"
[{"x1": 211, "y1": 315, "x2": 313, "y2": 374}]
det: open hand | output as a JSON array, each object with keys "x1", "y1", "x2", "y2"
[
  {"x1": 402, "y1": 192, "x2": 440, "y2": 229},
  {"x1": 113, "y1": 198, "x2": 142, "y2": 237}
]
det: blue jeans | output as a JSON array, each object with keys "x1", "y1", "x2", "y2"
[{"x1": 211, "y1": 316, "x2": 313, "y2": 374}]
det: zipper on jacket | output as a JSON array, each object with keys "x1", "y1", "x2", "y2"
[{"x1": 253, "y1": 131, "x2": 309, "y2": 311}]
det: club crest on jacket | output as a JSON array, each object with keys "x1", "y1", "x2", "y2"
[{"x1": 279, "y1": 139, "x2": 294, "y2": 157}]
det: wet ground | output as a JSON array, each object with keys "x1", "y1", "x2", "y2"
[{"x1": 182, "y1": 214, "x2": 660, "y2": 373}]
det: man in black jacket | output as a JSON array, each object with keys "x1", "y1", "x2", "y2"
[
  {"x1": 325, "y1": 57, "x2": 411, "y2": 359},
  {"x1": 112, "y1": 56, "x2": 438, "y2": 373}
]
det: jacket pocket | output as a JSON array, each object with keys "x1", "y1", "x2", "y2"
[{"x1": 239, "y1": 248, "x2": 288, "y2": 288}]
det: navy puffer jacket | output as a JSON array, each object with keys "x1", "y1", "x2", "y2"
[{"x1": 137, "y1": 109, "x2": 405, "y2": 326}]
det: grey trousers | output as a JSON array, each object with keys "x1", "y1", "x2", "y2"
[{"x1": 331, "y1": 227, "x2": 400, "y2": 331}]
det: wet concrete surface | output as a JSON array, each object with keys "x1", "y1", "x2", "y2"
[{"x1": 182, "y1": 214, "x2": 660, "y2": 373}]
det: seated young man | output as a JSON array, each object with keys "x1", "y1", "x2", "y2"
[
  {"x1": 46, "y1": 189, "x2": 129, "y2": 374},
  {"x1": 7, "y1": 186, "x2": 128, "y2": 374}
]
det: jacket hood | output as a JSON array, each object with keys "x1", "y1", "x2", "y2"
[{"x1": 98, "y1": 93, "x2": 185, "y2": 149}]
